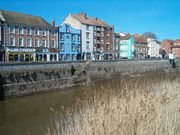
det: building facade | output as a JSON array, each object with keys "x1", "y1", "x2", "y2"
[
  {"x1": 113, "y1": 33, "x2": 120, "y2": 59},
  {"x1": 172, "y1": 39, "x2": 180, "y2": 58},
  {"x1": 63, "y1": 13, "x2": 114, "y2": 60},
  {"x1": 160, "y1": 39, "x2": 174, "y2": 58},
  {"x1": 0, "y1": 19, "x2": 4, "y2": 62},
  {"x1": 59, "y1": 23, "x2": 81, "y2": 61},
  {"x1": 0, "y1": 10, "x2": 58, "y2": 63},
  {"x1": 120, "y1": 34, "x2": 135, "y2": 59},
  {"x1": 134, "y1": 34, "x2": 148, "y2": 58},
  {"x1": 147, "y1": 38, "x2": 161, "y2": 58}
]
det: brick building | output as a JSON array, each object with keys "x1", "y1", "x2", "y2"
[
  {"x1": 160, "y1": 39, "x2": 174, "y2": 58},
  {"x1": 113, "y1": 33, "x2": 120, "y2": 59},
  {"x1": 0, "y1": 10, "x2": 58, "y2": 62},
  {"x1": 134, "y1": 34, "x2": 148, "y2": 58},
  {"x1": 172, "y1": 39, "x2": 180, "y2": 58}
]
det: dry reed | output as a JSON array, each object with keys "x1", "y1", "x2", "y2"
[{"x1": 49, "y1": 71, "x2": 180, "y2": 135}]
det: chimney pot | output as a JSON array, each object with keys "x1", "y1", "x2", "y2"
[{"x1": 52, "y1": 19, "x2": 55, "y2": 27}]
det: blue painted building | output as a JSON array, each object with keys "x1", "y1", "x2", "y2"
[{"x1": 59, "y1": 23, "x2": 81, "y2": 61}]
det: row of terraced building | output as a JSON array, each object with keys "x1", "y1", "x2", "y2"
[{"x1": 0, "y1": 10, "x2": 180, "y2": 63}]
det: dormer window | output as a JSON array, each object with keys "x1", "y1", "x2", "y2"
[{"x1": 65, "y1": 24, "x2": 70, "y2": 32}]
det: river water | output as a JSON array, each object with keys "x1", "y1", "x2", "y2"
[
  {"x1": 0, "y1": 84, "x2": 92, "y2": 135},
  {"x1": 0, "y1": 72, "x2": 179, "y2": 135}
]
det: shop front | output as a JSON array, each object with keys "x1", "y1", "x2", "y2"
[
  {"x1": 49, "y1": 48, "x2": 58, "y2": 61},
  {"x1": 7, "y1": 48, "x2": 36, "y2": 62},
  {"x1": 35, "y1": 48, "x2": 49, "y2": 62},
  {"x1": 103, "y1": 52, "x2": 114, "y2": 60}
]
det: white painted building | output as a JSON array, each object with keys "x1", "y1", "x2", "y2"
[
  {"x1": 63, "y1": 13, "x2": 114, "y2": 60},
  {"x1": 63, "y1": 13, "x2": 93, "y2": 60},
  {"x1": 147, "y1": 38, "x2": 161, "y2": 58}
]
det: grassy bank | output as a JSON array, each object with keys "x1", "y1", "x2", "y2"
[{"x1": 48, "y1": 71, "x2": 180, "y2": 135}]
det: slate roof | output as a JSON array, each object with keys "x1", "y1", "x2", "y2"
[
  {"x1": 0, "y1": 10, "x2": 53, "y2": 28},
  {"x1": 134, "y1": 34, "x2": 147, "y2": 43},
  {"x1": 161, "y1": 39, "x2": 174, "y2": 46},
  {"x1": 114, "y1": 33, "x2": 120, "y2": 38},
  {"x1": 174, "y1": 39, "x2": 180, "y2": 45},
  {"x1": 120, "y1": 34, "x2": 132, "y2": 40},
  {"x1": 72, "y1": 13, "x2": 112, "y2": 28}
]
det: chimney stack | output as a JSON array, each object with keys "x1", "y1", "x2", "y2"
[
  {"x1": 80, "y1": 12, "x2": 87, "y2": 19},
  {"x1": 52, "y1": 19, "x2": 55, "y2": 27}
]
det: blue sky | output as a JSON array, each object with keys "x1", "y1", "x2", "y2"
[{"x1": 0, "y1": 0, "x2": 180, "y2": 41}]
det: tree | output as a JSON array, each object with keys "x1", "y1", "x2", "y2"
[{"x1": 143, "y1": 32, "x2": 157, "y2": 39}]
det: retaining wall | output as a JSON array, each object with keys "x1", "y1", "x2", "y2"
[{"x1": 0, "y1": 60, "x2": 179, "y2": 100}]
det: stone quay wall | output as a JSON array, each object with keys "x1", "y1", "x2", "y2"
[{"x1": 0, "y1": 59, "x2": 179, "y2": 100}]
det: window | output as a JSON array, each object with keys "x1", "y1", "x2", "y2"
[
  {"x1": 72, "y1": 54, "x2": 76, "y2": 61},
  {"x1": 94, "y1": 31, "x2": 96, "y2": 36},
  {"x1": 35, "y1": 29, "x2": 39, "y2": 35},
  {"x1": 71, "y1": 43, "x2": 76, "y2": 51},
  {"x1": 27, "y1": 28, "x2": 31, "y2": 35},
  {"x1": 10, "y1": 26, "x2": 15, "y2": 33},
  {"x1": 42, "y1": 39, "x2": 46, "y2": 47},
  {"x1": 78, "y1": 35, "x2": 81, "y2": 42},
  {"x1": 52, "y1": 30, "x2": 55, "y2": 36},
  {"x1": 106, "y1": 44, "x2": 109, "y2": 50},
  {"x1": 86, "y1": 33, "x2": 90, "y2": 39},
  {"x1": 101, "y1": 39, "x2": 104, "y2": 44},
  {"x1": 35, "y1": 39, "x2": 39, "y2": 47},
  {"x1": 42, "y1": 29, "x2": 46, "y2": 36},
  {"x1": 86, "y1": 42, "x2": 90, "y2": 50},
  {"x1": 52, "y1": 39, "x2": 55, "y2": 48},
  {"x1": 10, "y1": 37, "x2": 15, "y2": 46},
  {"x1": 19, "y1": 27, "x2": 23, "y2": 34},
  {"x1": 60, "y1": 54, "x2": 65, "y2": 61},
  {"x1": 66, "y1": 54, "x2": 70, "y2": 61},
  {"x1": 94, "y1": 39, "x2": 96, "y2": 44},
  {"x1": 27, "y1": 38, "x2": 32, "y2": 47},
  {"x1": 86, "y1": 25, "x2": 90, "y2": 31},
  {"x1": 94, "y1": 26, "x2": 96, "y2": 30},
  {"x1": 101, "y1": 32, "x2": 104, "y2": 37},
  {"x1": 71, "y1": 34, "x2": 75, "y2": 42},
  {"x1": 60, "y1": 43, "x2": 64, "y2": 52},
  {"x1": 101, "y1": 27, "x2": 104, "y2": 31},
  {"x1": 18, "y1": 38, "x2": 23, "y2": 46},
  {"x1": 77, "y1": 44, "x2": 81, "y2": 52},
  {"x1": 97, "y1": 27, "x2": 101, "y2": 31},
  {"x1": 60, "y1": 34, "x2": 64, "y2": 41},
  {"x1": 65, "y1": 24, "x2": 70, "y2": 32},
  {"x1": 97, "y1": 44, "x2": 101, "y2": 49}
]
